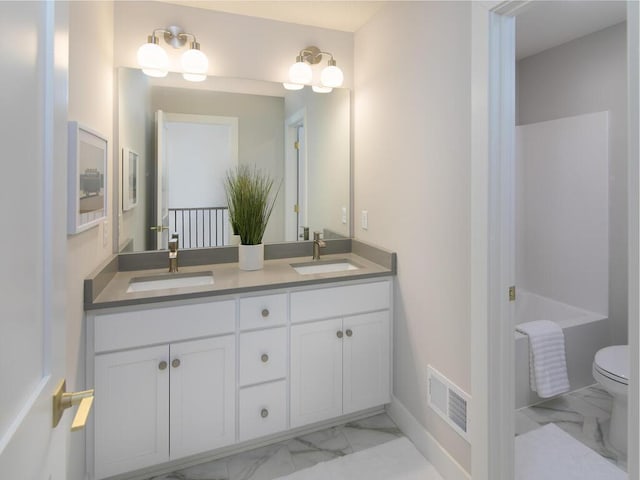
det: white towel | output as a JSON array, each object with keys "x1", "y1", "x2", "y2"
[{"x1": 516, "y1": 320, "x2": 570, "y2": 398}]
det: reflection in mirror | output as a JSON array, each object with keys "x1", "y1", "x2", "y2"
[{"x1": 116, "y1": 68, "x2": 350, "y2": 253}]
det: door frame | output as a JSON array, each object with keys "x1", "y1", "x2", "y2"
[
  {"x1": 470, "y1": 1, "x2": 639, "y2": 479},
  {"x1": 284, "y1": 108, "x2": 308, "y2": 241}
]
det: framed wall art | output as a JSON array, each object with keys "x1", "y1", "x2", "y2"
[
  {"x1": 122, "y1": 147, "x2": 139, "y2": 211},
  {"x1": 68, "y1": 121, "x2": 108, "y2": 234}
]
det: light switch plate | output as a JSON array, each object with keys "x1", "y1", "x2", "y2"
[
  {"x1": 341, "y1": 207, "x2": 347, "y2": 224},
  {"x1": 361, "y1": 210, "x2": 368, "y2": 230}
]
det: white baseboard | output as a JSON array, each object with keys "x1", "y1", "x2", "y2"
[{"x1": 387, "y1": 395, "x2": 470, "y2": 480}]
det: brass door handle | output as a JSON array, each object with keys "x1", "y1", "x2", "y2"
[
  {"x1": 336, "y1": 330, "x2": 343, "y2": 339},
  {"x1": 261, "y1": 309, "x2": 270, "y2": 318},
  {"x1": 172, "y1": 358, "x2": 181, "y2": 368},
  {"x1": 52, "y1": 380, "x2": 95, "y2": 431},
  {"x1": 261, "y1": 353, "x2": 269, "y2": 363},
  {"x1": 261, "y1": 408, "x2": 269, "y2": 418},
  {"x1": 346, "y1": 329, "x2": 353, "y2": 337},
  {"x1": 150, "y1": 225, "x2": 169, "y2": 232}
]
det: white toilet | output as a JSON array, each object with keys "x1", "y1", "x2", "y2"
[{"x1": 592, "y1": 345, "x2": 629, "y2": 454}]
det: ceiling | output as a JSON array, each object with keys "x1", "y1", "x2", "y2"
[
  {"x1": 157, "y1": 1, "x2": 387, "y2": 32},
  {"x1": 516, "y1": 1, "x2": 627, "y2": 60},
  {"x1": 159, "y1": 1, "x2": 626, "y2": 58}
]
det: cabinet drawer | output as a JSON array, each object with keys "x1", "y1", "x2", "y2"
[
  {"x1": 94, "y1": 300, "x2": 235, "y2": 352},
  {"x1": 239, "y1": 380, "x2": 287, "y2": 441},
  {"x1": 239, "y1": 294, "x2": 286, "y2": 330},
  {"x1": 239, "y1": 328, "x2": 287, "y2": 386},
  {"x1": 291, "y1": 281, "x2": 390, "y2": 323}
]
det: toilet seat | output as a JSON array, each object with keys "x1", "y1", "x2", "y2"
[{"x1": 594, "y1": 345, "x2": 628, "y2": 386}]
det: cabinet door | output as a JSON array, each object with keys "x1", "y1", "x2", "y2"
[
  {"x1": 169, "y1": 335, "x2": 236, "y2": 459},
  {"x1": 343, "y1": 311, "x2": 391, "y2": 414},
  {"x1": 290, "y1": 318, "x2": 343, "y2": 428},
  {"x1": 94, "y1": 345, "x2": 169, "y2": 479}
]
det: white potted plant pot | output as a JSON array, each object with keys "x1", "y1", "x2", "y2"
[{"x1": 238, "y1": 243, "x2": 264, "y2": 271}]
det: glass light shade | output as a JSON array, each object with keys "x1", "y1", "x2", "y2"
[
  {"x1": 320, "y1": 65, "x2": 344, "y2": 88},
  {"x1": 312, "y1": 85, "x2": 332, "y2": 93},
  {"x1": 289, "y1": 61, "x2": 313, "y2": 84},
  {"x1": 283, "y1": 82, "x2": 304, "y2": 91},
  {"x1": 181, "y1": 48, "x2": 208, "y2": 82},
  {"x1": 137, "y1": 42, "x2": 169, "y2": 78}
]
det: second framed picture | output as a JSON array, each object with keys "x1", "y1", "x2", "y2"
[{"x1": 122, "y1": 147, "x2": 139, "y2": 211}]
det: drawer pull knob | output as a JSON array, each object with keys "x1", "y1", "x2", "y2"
[
  {"x1": 261, "y1": 353, "x2": 269, "y2": 363},
  {"x1": 336, "y1": 330, "x2": 343, "y2": 339},
  {"x1": 172, "y1": 358, "x2": 181, "y2": 368},
  {"x1": 346, "y1": 329, "x2": 353, "y2": 337},
  {"x1": 158, "y1": 361, "x2": 168, "y2": 371},
  {"x1": 261, "y1": 408, "x2": 269, "y2": 418},
  {"x1": 261, "y1": 309, "x2": 270, "y2": 318}
]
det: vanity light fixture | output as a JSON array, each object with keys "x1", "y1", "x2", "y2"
[
  {"x1": 283, "y1": 45, "x2": 344, "y2": 91},
  {"x1": 312, "y1": 85, "x2": 333, "y2": 93},
  {"x1": 137, "y1": 26, "x2": 208, "y2": 82}
]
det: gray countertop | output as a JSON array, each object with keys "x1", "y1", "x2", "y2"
[{"x1": 87, "y1": 252, "x2": 394, "y2": 310}]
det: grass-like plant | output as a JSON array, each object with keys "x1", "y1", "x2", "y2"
[{"x1": 224, "y1": 165, "x2": 280, "y2": 246}]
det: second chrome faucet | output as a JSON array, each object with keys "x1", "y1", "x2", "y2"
[
  {"x1": 312, "y1": 231, "x2": 326, "y2": 260},
  {"x1": 168, "y1": 233, "x2": 179, "y2": 272}
]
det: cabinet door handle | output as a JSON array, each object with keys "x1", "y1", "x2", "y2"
[
  {"x1": 172, "y1": 358, "x2": 181, "y2": 368},
  {"x1": 261, "y1": 408, "x2": 269, "y2": 418},
  {"x1": 346, "y1": 329, "x2": 353, "y2": 337},
  {"x1": 158, "y1": 361, "x2": 168, "y2": 370},
  {"x1": 336, "y1": 330, "x2": 343, "y2": 339},
  {"x1": 261, "y1": 353, "x2": 269, "y2": 363},
  {"x1": 261, "y1": 308, "x2": 270, "y2": 318}
]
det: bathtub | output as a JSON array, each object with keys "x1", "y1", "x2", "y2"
[{"x1": 515, "y1": 290, "x2": 610, "y2": 408}]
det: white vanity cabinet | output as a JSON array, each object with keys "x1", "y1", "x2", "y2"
[
  {"x1": 290, "y1": 281, "x2": 391, "y2": 428},
  {"x1": 90, "y1": 300, "x2": 236, "y2": 479},
  {"x1": 87, "y1": 277, "x2": 392, "y2": 480}
]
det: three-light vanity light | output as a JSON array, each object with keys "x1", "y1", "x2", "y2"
[
  {"x1": 284, "y1": 46, "x2": 344, "y2": 93},
  {"x1": 137, "y1": 26, "x2": 208, "y2": 82}
]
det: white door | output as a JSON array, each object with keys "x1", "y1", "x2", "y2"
[
  {"x1": 290, "y1": 318, "x2": 343, "y2": 428},
  {"x1": 163, "y1": 113, "x2": 238, "y2": 248},
  {"x1": 169, "y1": 335, "x2": 236, "y2": 459},
  {"x1": 0, "y1": 2, "x2": 68, "y2": 478},
  {"x1": 155, "y1": 110, "x2": 170, "y2": 249},
  {"x1": 343, "y1": 312, "x2": 391, "y2": 414},
  {"x1": 94, "y1": 346, "x2": 169, "y2": 479}
]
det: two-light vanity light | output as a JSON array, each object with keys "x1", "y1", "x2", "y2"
[
  {"x1": 137, "y1": 26, "x2": 208, "y2": 82},
  {"x1": 283, "y1": 46, "x2": 344, "y2": 93}
]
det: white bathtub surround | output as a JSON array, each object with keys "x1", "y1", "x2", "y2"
[
  {"x1": 516, "y1": 320, "x2": 570, "y2": 398},
  {"x1": 515, "y1": 112, "x2": 609, "y2": 316},
  {"x1": 515, "y1": 424, "x2": 626, "y2": 479},
  {"x1": 515, "y1": 290, "x2": 610, "y2": 408},
  {"x1": 275, "y1": 437, "x2": 443, "y2": 480},
  {"x1": 516, "y1": 385, "x2": 627, "y2": 471}
]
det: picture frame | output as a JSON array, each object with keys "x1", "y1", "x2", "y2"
[
  {"x1": 68, "y1": 121, "x2": 108, "y2": 234},
  {"x1": 122, "y1": 147, "x2": 139, "y2": 211}
]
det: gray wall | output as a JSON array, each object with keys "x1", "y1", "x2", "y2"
[
  {"x1": 354, "y1": 2, "x2": 472, "y2": 471},
  {"x1": 150, "y1": 87, "x2": 285, "y2": 243},
  {"x1": 517, "y1": 22, "x2": 628, "y2": 344}
]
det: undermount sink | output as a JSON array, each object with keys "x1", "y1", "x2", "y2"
[
  {"x1": 291, "y1": 259, "x2": 360, "y2": 275},
  {"x1": 126, "y1": 271, "x2": 214, "y2": 293}
]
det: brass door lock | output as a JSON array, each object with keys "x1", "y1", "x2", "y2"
[{"x1": 52, "y1": 380, "x2": 94, "y2": 431}]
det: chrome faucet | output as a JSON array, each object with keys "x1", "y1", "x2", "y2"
[
  {"x1": 312, "y1": 231, "x2": 326, "y2": 260},
  {"x1": 168, "y1": 233, "x2": 179, "y2": 272}
]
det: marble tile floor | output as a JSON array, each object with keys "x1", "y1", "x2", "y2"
[
  {"x1": 516, "y1": 384, "x2": 627, "y2": 473},
  {"x1": 144, "y1": 413, "x2": 405, "y2": 480}
]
